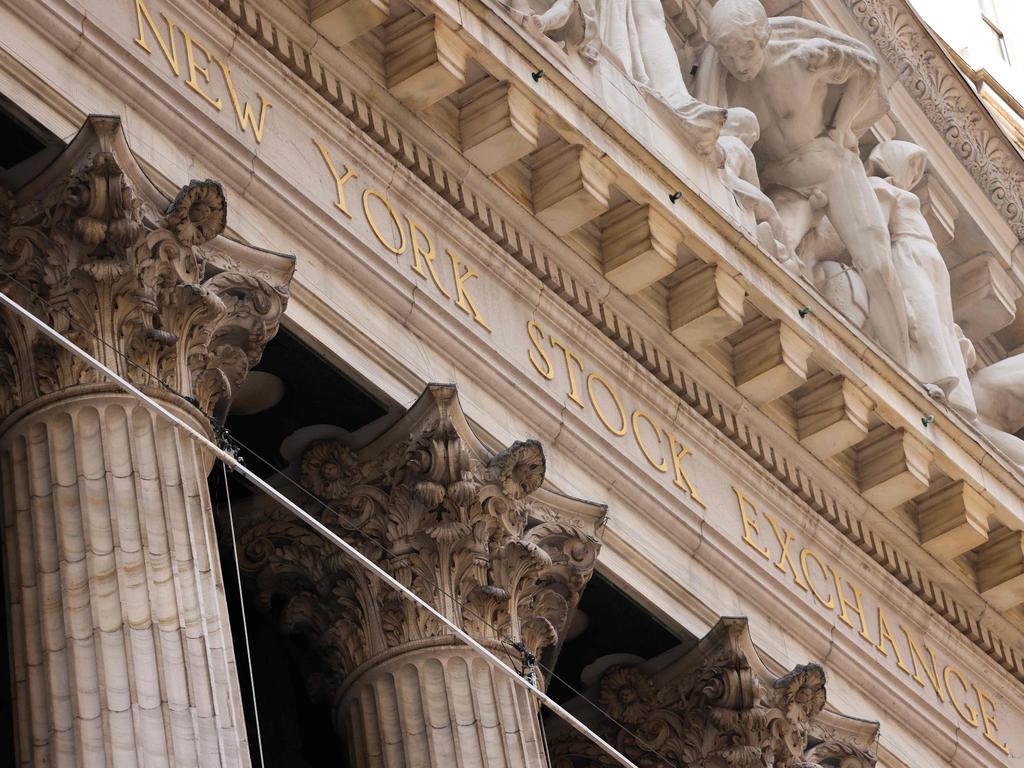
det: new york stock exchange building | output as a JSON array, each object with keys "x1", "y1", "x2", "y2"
[{"x1": 6, "y1": 0, "x2": 1024, "y2": 764}]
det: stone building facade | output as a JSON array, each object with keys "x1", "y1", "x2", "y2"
[{"x1": 1, "y1": 0, "x2": 1024, "y2": 766}]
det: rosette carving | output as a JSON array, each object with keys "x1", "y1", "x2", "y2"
[
  {"x1": 0, "y1": 116, "x2": 293, "y2": 421},
  {"x1": 550, "y1": 618, "x2": 878, "y2": 768},
  {"x1": 236, "y1": 384, "x2": 606, "y2": 694}
]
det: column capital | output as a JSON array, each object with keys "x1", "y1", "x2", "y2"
[
  {"x1": 0, "y1": 115, "x2": 294, "y2": 423},
  {"x1": 550, "y1": 618, "x2": 879, "y2": 768},
  {"x1": 238, "y1": 384, "x2": 607, "y2": 693}
]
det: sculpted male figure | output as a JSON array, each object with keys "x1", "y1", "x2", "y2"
[{"x1": 695, "y1": 0, "x2": 910, "y2": 365}]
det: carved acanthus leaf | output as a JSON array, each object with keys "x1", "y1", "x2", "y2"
[
  {"x1": 0, "y1": 116, "x2": 293, "y2": 420},
  {"x1": 236, "y1": 385, "x2": 606, "y2": 690},
  {"x1": 549, "y1": 619, "x2": 878, "y2": 768}
]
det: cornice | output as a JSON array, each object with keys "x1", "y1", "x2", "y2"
[
  {"x1": 842, "y1": 0, "x2": 1024, "y2": 244},
  {"x1": 194, "y1": 0, "x2": 1024, "y2": 691},
  {"x1": 7, "y1": 0, "x2": 1023, "y2": 705}
]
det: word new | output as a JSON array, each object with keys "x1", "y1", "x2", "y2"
[{"x1": 133, "y1": 0, "x2": 272, "y2": 143}]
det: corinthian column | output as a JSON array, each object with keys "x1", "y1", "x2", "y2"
[
  {"x1": 0, "y1": 116, "x2": 294, "y2": 767},
  {"x1": 547, "y1": 618, "x2": 880, "y2": 768},
  {"x1": 236, "y1": 385, "x2": 607, "y2": 768}
]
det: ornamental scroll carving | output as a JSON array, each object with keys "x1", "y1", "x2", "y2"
[
  {"x1": 0, "y1": 116, "x2": 293, "y2": 422},
  {"x1": 842, "y1": 0, "x2": 1024, "y2": 242},
  {"x1": 236, "y1": 384, "x2": 606, "y2": 693},
  {"x1": 548, "y1": 618, "x2": 878, "y2": 768}
]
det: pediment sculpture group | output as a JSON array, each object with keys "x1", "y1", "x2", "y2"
[{"x1": 512, "y1": 0, "x2": 1024, "y2": 466}]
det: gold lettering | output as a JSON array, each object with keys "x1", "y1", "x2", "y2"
[
  {"x1": 216, "y1": 58, "x2": 272, "y2": 142},
  {"x1": 182, "y1": 30, "x2": 222, "y2": 110},
  {"x1": 762, "y1": 512, "x2": 807, "y2": 590},
  {"x1": 666, "y1": 433, "x2": 705, "y2": 507},
  {"x1": 974, "y1": 685, "x2": 1010, "y2": 754},
  {"x1": 527, "y1": 321, "x2": 554, "y2": 380},
  {"x1": 632, "y1": 410, "x2": 668, "y2": 472},
  {"x1": 799, "y1": 548, "x2": 834, "y2": 609},
  {"x1": 407, "y1": 217, "x2": 450, "y2": 297},
  {"x1": 134, "y1": 0, "x2": 180, "y2": 76},
  {"x1": 362, "y1": 188, "x2": 407, "y2": 255},
  {"x1": 944, "y1": 665, "x2": 979, "y2": 727},
  {"x1": 899, "y1": 626, "x2": 945, "y2": 703},
  {"x1": 313, "y1": 139, "x2": 358, "y2": 218},
  {"x1": 587, "y1": 374, "x2": 627, "y2": 436},
  {"x1": 873, "y1": 606, "x2": 909, "y2": 673},
  {"x1": 829, "y1": 567, "x2": 873, "y2": 644},
  {"x1": 734, "y1": 486, "x2": 770, "y2": 560},
  {"x1": 447, "y1": 251, "x2": 491, "y2": 332},
  {"x1": 550, "y1": 336, "x2": 585, "y2": 408}
]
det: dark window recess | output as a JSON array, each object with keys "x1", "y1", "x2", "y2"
[
  {"x1": 211, "y1": 326, "x2": 393, "y2": 766},
  {"x1": 0, "y1": 94, "x2": 64, "y2": 190},
  {"x1": 545, "y1": 571, "x2": 690, "y2": 704},
  {"x1": 223, "y1": 324, "x2": 391, "y2": 485}
]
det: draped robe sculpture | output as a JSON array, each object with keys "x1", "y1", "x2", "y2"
[
  {"x1": 515, "y1": 0, "x2": 726, "y2": 157},
  {"x1": 695, "y1": 0, "x2": 910, "y2": 366},
  {"x1": 867, "y1": 140, "x2": 977, "y2": 416}
]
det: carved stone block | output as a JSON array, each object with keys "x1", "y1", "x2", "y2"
[
  {"x1": 531, "y1": 143, "x2": 614, "y2": 235},
  {"x1": 667, "y1": 261, "x2": 746, "y2": 348},
  {"x1": 385, "y1": 15, "x2": 469, "y2": 111},
  {"x1": 855, "y1": 426, "x2": 931, "y2": 510},
  {"x1": 460, "y1": 80, "x2": 539, "y2": 175},
  {"x1": 916, "y1": 480, "x2": 991, "y2": 561},
  {"x1": 600, "y1": 203, "x2": 681, "y2": 294},
  {"x1": 731, "y1": 317, "x2": 812, "y2": 405},
  {"x1": 950, "y1": 252, "x2": 1021, "y2": 341},
  {"x1": 977, "y1": 529, "x2": 1024, "y2": 610},
  {"x1": 794, "y1": 373, "x2": 873, "y2": 457},
  {"x1": 310, "y1": 0, "x2": 389, "y2": 45}
]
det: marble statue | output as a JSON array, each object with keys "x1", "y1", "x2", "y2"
[
  {"x1": 867, "y1": 140, "x2": 977, "y2": 416},
  {"x1": 971, "y1": 354, "x2": 1024, "y2": 466},
  {"x1": 695, "y1": 0, "x2": 911, "y2": 367},
  {"x1": 718, "y1": 107, "x2": 791, "y2": 259},
  {"x1": 516, "y1": 0, "x2": 727, "y2": 157}
]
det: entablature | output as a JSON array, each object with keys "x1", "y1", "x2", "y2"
[
  {"x1": 203, "y1": 0, "x2": 1024, "y2": 636},
  {"x1": 5, "y1": 0, "x2": 1024, "y2": 761}
]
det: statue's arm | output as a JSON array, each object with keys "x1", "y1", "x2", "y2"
[
  {"x1": 796, "y1": 39, "x2": 881, "y2": 149},
  {"x1": 869, "y1": 177, "x2": 895, "y2": 228}
]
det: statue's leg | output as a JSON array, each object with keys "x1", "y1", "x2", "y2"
[
  {"x1": 632, "y1": 0, "x2": 688, "y2": 105},
  {"x1": 978, "y1": 420, "x2": 1024, "y2": 466},
  {"x1": 917, "y1": 241, "x2": 978, "y2": 416},
  {"x1": 768, "y1": 189, "x2": 814, "y2": 273},
  {"x1": 821, "y1": 154, "x2": 911, "y2": 365}
]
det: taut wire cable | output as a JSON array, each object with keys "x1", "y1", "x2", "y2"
[
  {"x1": 0, "y1": 265, "x2": 677, "y2": 767},
  {"x1": 0, "y1": 288, "x2": 645, "y2": 768},
  {"x1": 220, "y1": 461, "x2": 266, "y2": 768}
]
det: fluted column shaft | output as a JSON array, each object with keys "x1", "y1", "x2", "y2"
[
  {"x1": 338, "y1": 641, "x2": 546, "y2": 768},
  {"x1": 1, "y1": 388, "x2": 249, "y2": 767}
]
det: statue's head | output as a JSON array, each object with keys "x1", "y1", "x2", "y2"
[
  {"x1": 707, "y1": 0, "x2": 771, "y2": 81},
  {"x1": 722, "y1": 107, "x2": 760, "y2": 147},
  {"x1": 867, "y1": 140, "x2": 928, "y2": 191}
]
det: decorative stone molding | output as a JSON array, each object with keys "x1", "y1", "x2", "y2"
[
  {"x1": 0, "y1": 116, "x2": 293, "y2": 423},
  {"x1": 842, "y1": 0, "x2": 1024, "y2": 242},
  {"x1": 207, "y1": 0, "x2": 1024, "y2": 689},
  {"x1": 237, "y1": 384, "x2": 606, "y2": 691},
  {"x1": 0, "y1": 115, "x2": 295, "y2": 767},
  {"x1": 548, "y1": 618, "x2": 878, "y2": 767}
]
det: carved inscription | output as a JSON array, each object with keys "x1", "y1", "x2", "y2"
[
  {"x1": 526, "y1": 318, "x2": 704, "y2": 508},
  {"x1": 314, "y1": 138, "x2": 492, "y2": 332},
  {"x1": 734, "y1": 484, "x2": 1010, "y2": 755},
  {"x1": 133, "y1": 0, "x2": 272, "y2": 142}
]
